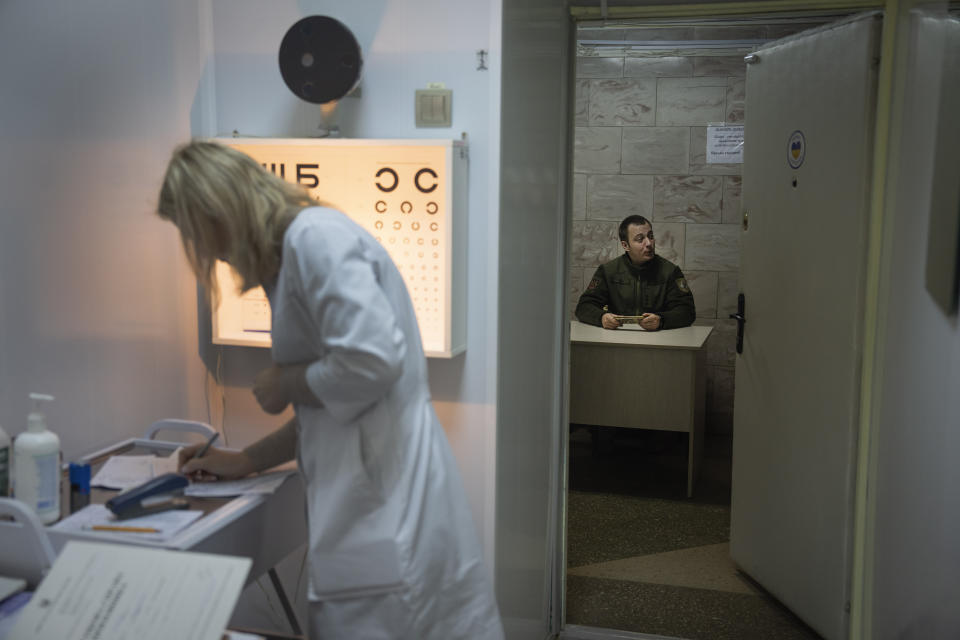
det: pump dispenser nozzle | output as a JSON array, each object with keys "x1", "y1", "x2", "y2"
[{"x1": 28, "y1": 393, "x2": 54, "y2": 433}]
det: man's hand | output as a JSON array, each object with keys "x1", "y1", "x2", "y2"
[
  {"x1": 179, "y1": 444, "x2": 254, "y2": 481},
  {"x1": 639, "y1": 313, "x2": 661, "y2": 331},
  {"x1": 601, "y1": 313, "x2": 622, "y2": 330}
]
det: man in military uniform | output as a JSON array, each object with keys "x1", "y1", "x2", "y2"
[{"x1": 576, "y1": 215, "x2": 695, "y2": 330}]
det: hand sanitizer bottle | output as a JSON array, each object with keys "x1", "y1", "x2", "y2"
[{"x1": 13, "y1": 393, "x2": 61, "y2": 523}]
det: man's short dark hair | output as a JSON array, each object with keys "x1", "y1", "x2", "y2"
[{"x1": 618, "y1": 215, "x2": 652, "y2": 242}]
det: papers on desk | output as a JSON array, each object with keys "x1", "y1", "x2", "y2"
[
  {"x1": 0, "y1": 592, "x2": 31, "y2": 640},
  {"x1": 613, "y1": 315, "x2": 648, "y2": 330},
  {"x1": 0, "y1": 577, "x2": 25, "y2": 604},
  {"x1": 91, "y1": 448, "x2": 182, "y2": 490},
  {"x1": 91, "y1": 452, "x2": 293, "y2": 497},
  {"x1": 184, "y1": 470, "x2": 295, "y2": 498},
  {"x1": 8, "y1": 541, "x2": 250, "y2": 640},
  {"x1": 50, "y1": 504, "x2": 203, "y2": 542}
]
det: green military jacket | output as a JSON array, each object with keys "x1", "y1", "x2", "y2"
[{"x1": 575, "y1": 254, "x2": 696, "y2": 329}]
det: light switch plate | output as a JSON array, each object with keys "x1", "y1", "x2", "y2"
[{"x1": 415, "y1": 89, "x2": 452, "y2": 127}]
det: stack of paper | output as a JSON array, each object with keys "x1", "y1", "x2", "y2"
[
  {"x1": 0, "y1": 577, "x2": 25, "y2": 603},
  {"x1": 91, "y1": 449, "x2": 182, "y2": 490},
  {"x1": 184, "y1": 470, "x2": 296, "y2": 497},
  {"x1": 91, "y1": 452, "x2": 294, "y2": 498},
  {"x1": 50, "y1": 504, "x2": 203, "y2": 543}
]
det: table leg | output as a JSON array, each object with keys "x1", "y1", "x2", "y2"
[{"x1": 268, "y1": 567, "x2": 303, "y2": 637}]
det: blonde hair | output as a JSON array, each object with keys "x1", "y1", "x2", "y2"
[{"x1": 157, "y1": 140, "x2": 315, "y2": 299}]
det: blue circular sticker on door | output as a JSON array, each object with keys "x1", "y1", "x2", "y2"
[{"x1": 787, "y1": 130, "x2": 806, "y2": 169}]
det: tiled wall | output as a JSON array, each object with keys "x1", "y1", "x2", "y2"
[{"x1": 570, "y1": 26, "x2": 770, "y2": 434}]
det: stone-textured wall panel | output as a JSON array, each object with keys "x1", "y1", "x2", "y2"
[
  {"x1": 622, "y1": 126, "x2": 690, "y2": 174},
  {"x1": 704, "y1": 318, "x2": 737, "y2": 367},
  {"x1": 693, "y1": 26, "x2": 766, "y2": 41},
  {"x1": 578, "y1": 27, "x2": 626, "y2": 41},
  {"x1": 571, "y1": 220, "x2": 621, "y2": 268},
  {"x1": 685, "y1": 223, "x2": 740, "y2": 271},
  {"x1": 572, "y1": 173, "x2": 587, "y2": 220},
  {"x1": 717, "y1": 271, "x2": 740, "y2": 319},
  {"x1": 574, "y1": 80, "x2": 589, "y2": 126},
  {"x1": 685, "y1": 270, "x2": 718, "y2": 319},
  {"x1": 589, "y1": 78, "x2": 656, "y2": 126},
  {"x1": 656, "y1": 77, "x2": 727, "y2": 126},
  {"x1": 620, "y1": 27, "x2": 695, "y2": 41},
  {"x1": 693, "y1": 56, "x2": 747, "y2": 77},
  {"x1": 577, "y1": 56, "x2": 623, "y2": 78},
  {"x1": 653, "y1": 175, "x2": 722, "y2": 223},
  {"x1": 587, "y1": 174, "x2": 654, "y2": 221},
  {"x1": 725, "y1": 77, "x2": 745, "y2": 123},
  {"x1": 706, "y1": 365, "x2": 735, "y2": 434},
  {"x1": 765, "y1": 23, "x2": 826, "y2": 39},
  {"x1": 652, "y1": 221, "x2": 685, "y2": 267},
  {"x1": 569, "y1": 267, "x2": 585, "y2": 319},
  {"x1": 624, "y1": 56, "x2": 693, "y2": 78},
  {"x1": 721, "y1": 175, "x2": 742, "y2": 224},
  {"x1": 574, "y1": 127, "x2": 622, "y2": 174}
]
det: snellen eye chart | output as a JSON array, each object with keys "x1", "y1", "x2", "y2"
[{"x1": 211, "y1": 138, "x2": 467, "y2": 358}]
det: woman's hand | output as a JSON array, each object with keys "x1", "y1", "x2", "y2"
[
  {"x1": 253, "y1": 365, "x2": 295, "y2": 414},
  {"x1": 178, "y1": 443, "x2": 254, "y2": 481},
  {"x1": 253, "y1": 363, "x2": 319, "y2": 414}
]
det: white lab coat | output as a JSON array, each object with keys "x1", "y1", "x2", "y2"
[{"x1": 266, "y1": 208, "x2": 503, "y2": 639}]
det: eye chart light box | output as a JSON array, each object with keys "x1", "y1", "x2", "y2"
[{"x1": 212, "y1": 138, "x2": 468, "y2": 358}]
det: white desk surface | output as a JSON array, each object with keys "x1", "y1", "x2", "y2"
[
  {"x1": 47, "y1": 438, "x2": 306, "y2": 586},
  {"x1": 570, "y1": 320, "x2": 713, "y2": 350}
]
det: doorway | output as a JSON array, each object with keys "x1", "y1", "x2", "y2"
[{"x1": 562, "y1": 7, "x2": 861, "y2": 639}]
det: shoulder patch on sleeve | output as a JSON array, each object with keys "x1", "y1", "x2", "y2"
[
  {"x1": 586, "y1": 277, "x2": 601, "y2": 291},
  {"x1": 676, "y1": 277, "x2": 690, "y2": 293}
]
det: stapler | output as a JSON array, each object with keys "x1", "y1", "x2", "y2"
[{"x1": 105, "y1": 472, "x2": 190, "y2": 520}]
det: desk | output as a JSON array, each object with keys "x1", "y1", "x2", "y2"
[
  {"x1": 46, "y1": 436, "x2": 307, "y2": 634},
  {"x1": 569, "y1": 321, "x2": 713, "y2": 497}
]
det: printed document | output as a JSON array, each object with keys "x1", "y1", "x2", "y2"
[
  {"x1": 184, "y1": 469, "x2": 295, "y2": 497},
  {"x1": 8, "y1": 541, "x2": 250, "y2": 640}
]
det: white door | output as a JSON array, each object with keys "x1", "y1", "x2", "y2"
[{"x1": 731, "y1": 13, "x2": 881, "y2": 640}]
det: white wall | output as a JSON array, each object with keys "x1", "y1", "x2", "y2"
[
  {"x1": 870, "y1": 8, "x2": 960, "y2": 638},
  {"x1": 0, "y1": 1, "x2": 211, "y2": 460},
  {"x1": 0, "y1": 0, "x2": 508, "y2": 632},
  {"x1": 204, "y1": 0, "x2": 501, "y2": 565}
]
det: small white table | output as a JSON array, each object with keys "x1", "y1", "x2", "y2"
[
  {"x1": 569, "y1": 320, "x2": 713, "y2": 497},
  {"x1": 46, "y1": 428, "x2": 307, "y2": 635}
]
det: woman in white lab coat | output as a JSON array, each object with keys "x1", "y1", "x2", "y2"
[{"x1": 159, "y1": 141, "x2": 503, "y2": 640}]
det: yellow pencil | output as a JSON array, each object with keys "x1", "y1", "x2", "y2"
[{"x1": 91, "y1": 525, "x2": 160, "y2": 533}]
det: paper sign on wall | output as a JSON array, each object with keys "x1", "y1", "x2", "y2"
[{"x1": 707, "y1": 125, "x2": 745, "y2": 163}]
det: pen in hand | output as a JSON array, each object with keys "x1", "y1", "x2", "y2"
[
  {"x1": 192, "y1": 432, "x2": 220, "y2": 461},
  {"x1": 181, "y1": 432, "x2": 220, "y2": 481}
]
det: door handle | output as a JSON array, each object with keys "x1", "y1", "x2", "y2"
[{"x1": 729, "y1": 293, "x2": 745, "y2": 354}]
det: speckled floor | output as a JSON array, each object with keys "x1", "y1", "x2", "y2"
[{"x1": 566, "y1": 427, "x2": 822, "y2": 640}]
